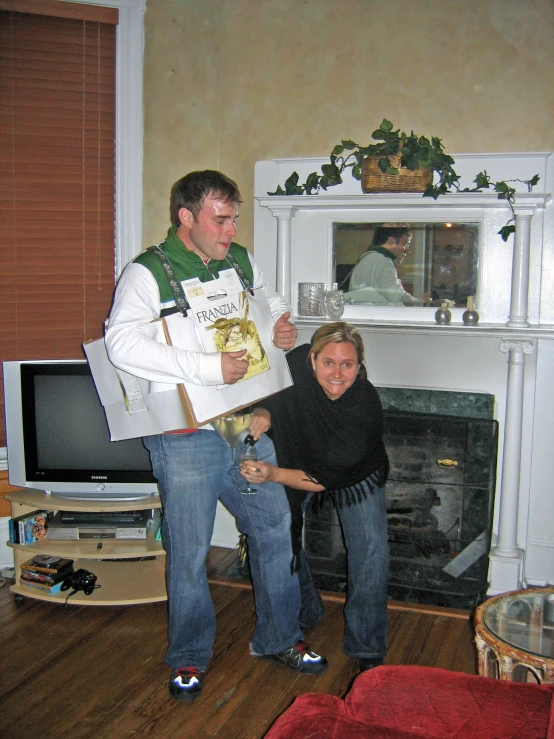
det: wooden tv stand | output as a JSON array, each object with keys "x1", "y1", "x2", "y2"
[{"x1": 7, "y1": 489, "x2": 166, "y2": 606}]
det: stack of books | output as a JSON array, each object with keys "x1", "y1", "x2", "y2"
[
  {"x1": 19, "y1": 555, "x2": 75, "y2": 595},
  {"x1": 9, "y1": 509, "x2": 53, "y2": 545}
]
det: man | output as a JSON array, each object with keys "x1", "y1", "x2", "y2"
[
  {"x1": 346, "y1": 225, "x2": 429, "y2": 305},
  {"x1": 105, "y1": 170, "x2": 327, "y2": 703}
]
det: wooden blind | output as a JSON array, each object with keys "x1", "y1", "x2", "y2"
[{"x1": 0, "y1": 3, "x2": 117, "y2": 447}]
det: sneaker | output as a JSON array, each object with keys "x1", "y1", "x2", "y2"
[
  {"x1": 259, "y1": 640, "x2": 328, "y2": 675},
  {"x1": 359, "y1": 657, "x2": 384, "y2": 672},
  {"x1": 168, "y1": 667, "x2": 203, "y2": 703}
]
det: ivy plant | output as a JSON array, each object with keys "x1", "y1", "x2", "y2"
[{"x1": 268, "y1": 119, "x2": 540, "y2": 241}]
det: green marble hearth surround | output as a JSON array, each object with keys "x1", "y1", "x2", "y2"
[
  {"x1": 376, "y1": 387, "x2": 494, "y2": 419},
  {"x1": 303, "y1": 387, "x2": 498, "y2": 610}
]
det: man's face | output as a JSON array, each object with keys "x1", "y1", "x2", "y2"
[
  {"x1": 179, "y1": 196, "x2": 239, "y2": 262},
  {"x1": 387, "y1": 235, "x2": 412, "y2": 263}
]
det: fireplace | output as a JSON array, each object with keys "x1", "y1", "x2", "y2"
[
  {"x1": 252, "y1": 150, "x2": 553, "y2": 597},
  {"x1": 303, "y1": 390, "x2": 498, "y2": 610}
]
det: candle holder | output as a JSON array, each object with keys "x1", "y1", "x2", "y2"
[
  {"x1": 324, "y1": 283, "x2": 345, "y2": 319},
  {"x1": 462, "y1": 296, "x2": 479, "y2": 325},
  {"x1": 435, "y1": 302, "x2": 452, "y2": 325},
  {"x1": 298, "y1": 282, "x2": 326, "y2": 316}
]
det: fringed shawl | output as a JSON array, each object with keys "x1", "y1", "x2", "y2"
[{"x1": 258, "y1": 344, "x2": 389, "y2": 568}]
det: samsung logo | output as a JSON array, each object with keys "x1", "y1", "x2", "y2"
[{"x1": 91, "y1": 475, "x2": 108, "y2": 480}]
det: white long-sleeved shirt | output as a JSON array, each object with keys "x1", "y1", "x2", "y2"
[
  {"x1": 105, "y1": 253, "x2": 291, "y2": 388},
  {"x1": 347, "y1": 250, "x2": 421, "y2": 305}
]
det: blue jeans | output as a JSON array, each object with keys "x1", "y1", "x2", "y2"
[
  {"x1": 298, "y1": 482, "x2": 389, "y2": 661},
  {"x1": 144, "y1": 430, "x2": 303, "y2": 671}
]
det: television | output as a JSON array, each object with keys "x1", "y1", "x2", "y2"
[{"x1": 3, "y1": 360, "x2": 159, "y2": 501}]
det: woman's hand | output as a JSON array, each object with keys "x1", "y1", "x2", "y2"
[
  {"x1": 240, "y1": 461, "x2": 326, "y2": 493},
  {"x1": 240, "y1": 460, "x2": 275, "y2": 484},
  {"x1": 248, "y1": 408, "x2": 271, "y2": 440}
]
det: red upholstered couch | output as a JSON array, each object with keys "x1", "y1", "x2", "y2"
[{"x1": 264, "y1": 665, "x2": 554, "y2": 739}]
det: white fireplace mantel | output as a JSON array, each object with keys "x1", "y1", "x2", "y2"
[
  {"x1": 254, "y1": 151, "x2": 552, "y2": 325},
  {"x1": 256, "y1": 191, "x2": 549, "y2": 328},
  {"x1": 250, "y1": 151, "x2": 554, "y2": 597}
]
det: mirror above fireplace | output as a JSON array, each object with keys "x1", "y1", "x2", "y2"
[{"x1": 334, "y1": 221, "x2": 479, "y2": 308}]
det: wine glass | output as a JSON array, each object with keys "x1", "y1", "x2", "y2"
[{"x1": 238, "y1": 443, "x2": 258, "y2": 495}]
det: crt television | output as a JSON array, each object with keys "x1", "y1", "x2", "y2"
[{"x1": 3, "y1": 360, "x2": 159, "y2": 501}]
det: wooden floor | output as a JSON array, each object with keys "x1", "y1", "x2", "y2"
[{"x1": 0, "y1": 547, "x2": 478, "y2": 739}]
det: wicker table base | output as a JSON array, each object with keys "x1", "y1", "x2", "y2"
[{"x1": 474, "y1": 587, "x2": 554, "y2": 684}]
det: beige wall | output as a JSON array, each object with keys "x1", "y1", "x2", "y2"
[{"x1": 143, "y1": 0, "x2": 554, "y2": 254}]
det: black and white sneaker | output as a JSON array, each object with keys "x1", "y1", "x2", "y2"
[
  {"x1": 169, "y1": 667, "x2": 203, "y2": 702},
  {"x1": 259, "y1": 640, "x2": 328, "y2": 675}
]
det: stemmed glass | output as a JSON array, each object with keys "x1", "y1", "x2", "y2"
[{"x1": 238, "y1": 443, "x2": 258, "y2": 495}]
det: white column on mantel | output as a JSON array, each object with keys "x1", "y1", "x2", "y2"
[
  {"x1": 265, "y1": 204, "x2": 297, "y2": 306},
  {"x1": 489, "y1": 339, "x2": 535, "y2": 593},
  {"x1": 506, "y1": 209, "x2": 534, "y2": 328}
]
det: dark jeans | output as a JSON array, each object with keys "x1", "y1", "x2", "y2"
[
  {"x1": 145, "y1": 430, "x2": 303, "y2": 671},
  {"x1": 298, "y1": 481, "x2": 389, "y2": 661}
]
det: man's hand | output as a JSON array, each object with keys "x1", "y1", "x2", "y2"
[
  {"x1": 221, "y1": 350, "x2": 249, "y2": 384},
  {"x1": 272, "y1": 311, "x2": 297, "y2": 350}
]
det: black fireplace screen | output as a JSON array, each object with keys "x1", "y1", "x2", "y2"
[{"x1": 303, "y1": 411, "x2": 499, "y2": 610}]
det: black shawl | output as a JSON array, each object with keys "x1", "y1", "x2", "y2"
[{"x1": 258, "y1": 344, "x2": 389, "y2": 567}]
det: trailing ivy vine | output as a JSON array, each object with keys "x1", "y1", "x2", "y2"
[{"x1": 269, "y1": 119, "x2": 540, "y2": 242}]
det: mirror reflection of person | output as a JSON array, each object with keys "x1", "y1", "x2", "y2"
[
  {"x1": 244, "y1": 322, "x2": 390, "y2": 673},
  {"x1": 345, "y1": 226, "x2": 430, "y2": 305}
]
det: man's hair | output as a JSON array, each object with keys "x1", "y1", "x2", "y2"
[
  {"x1": 169, "y1": 170, "x2": 243, "y2": 226},
  {"x1": 373, "y1": 225, "x2": 411, "y2": 246},
  {"x1": 309, "y1": 322, "x2": 367, "y2": 379}
]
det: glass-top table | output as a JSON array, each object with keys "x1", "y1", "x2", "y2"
[{"x1": 474, "y1": 588, "x2": 554, "y2": 683}]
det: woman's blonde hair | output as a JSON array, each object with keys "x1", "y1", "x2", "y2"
[{"x1": 309, "y1": 322, "x2": 366, "y2": 377}]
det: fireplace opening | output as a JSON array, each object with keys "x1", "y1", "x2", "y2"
[{"x1": 303, "y1": 409, "x2": 498, "y2": 610}]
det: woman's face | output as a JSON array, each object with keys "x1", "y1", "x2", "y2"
[{"x1": 311, "y1": 342, "x2": 360, "y2": 401}]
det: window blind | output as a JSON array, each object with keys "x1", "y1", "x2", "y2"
[{"x1": 0, "y1": 2, "x2": 117, "y2": 447}]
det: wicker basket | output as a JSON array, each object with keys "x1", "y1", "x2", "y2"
[{"x1": 361, "y1": 154, "x2": 433, "y2": 194}]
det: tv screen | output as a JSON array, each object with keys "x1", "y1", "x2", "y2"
[{"x1": 3, "y1": 360, "x2": 159, "y2": 501}]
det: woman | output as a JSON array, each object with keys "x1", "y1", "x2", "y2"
[{"x1": 243, "y1": 322, "x2": 390, "y2": 672}]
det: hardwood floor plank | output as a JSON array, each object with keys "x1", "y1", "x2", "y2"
[
  {"x1": 0, "y1": 548, "x2": 479, "y2": 739},
  {"x1": 2, "y1": 605, "x2": 166, "y2": 737}
]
